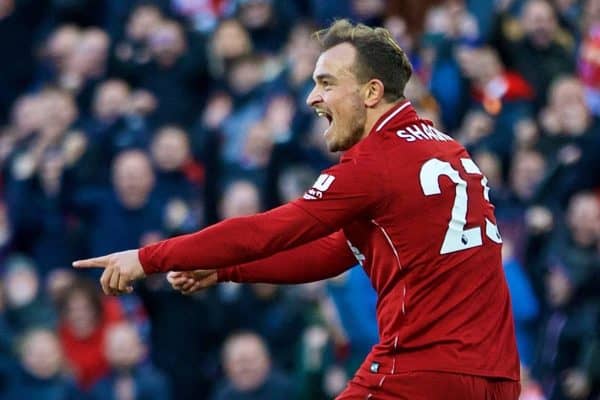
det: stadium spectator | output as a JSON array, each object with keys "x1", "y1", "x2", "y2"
[
  {"x1": 232, "y1": 283, "x2": 308, "y2": 371},
  {"x1": 0, "y1": 0, "x2": 45, "y2": 124},
  {"x1": 491, "y1": 0, "x2": 575, "y2": 110},
  {"x1": 90, "y1": 321, "x2": 170, "y2": 400},
  {"x1": 56, "y1": 278, "x2": 123, "y2": 390},
  {"x1": 150, "y1": 125, "x2": 203, "y2": 235},
  {"x1": 218, "y1": 179, "x2": 262, "y2": 219},
  {"x1": 233, "y1": 0, "x2": 291, "y2": 54},
  {"x1": 2, "y1": 255, "x2": 56, "y2": 334},
  {"x1": 207, "y1": 18, "x2": 253, "y2": 80},
  {"x1": 1, "y1": 328, "x2": 82, "y2": 400},
  {"x1": 211, "y1": 331, "x2": 295, "y2": 400},
  {"x1": 76, "y1": 19, "x2": 521, "y2": 399},
  {"x1": 533, "y1": 192, "x2": 600, "y2": 399},
  {"x1": 536, "y1": 76, "x2": 600, "y2": 204},
  {"x1": 1, "y1": 2, "x2": 600, "y2": 399},
  {"x1": 7, "y1": 148, "x2": 78, "y2": 274},
  {"x1": 111, "y1": 3, "x2": 163, "y2": 78},
  {"x1": 131, "y1": 19, "x2": 210, "y2": 128},
  {"x1": 70, "y1": 149, "x2": 164, "y2": 258}
]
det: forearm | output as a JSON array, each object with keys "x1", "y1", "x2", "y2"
[
  {"x1": 139, "y1": 203, "x2": 334, "y2": 274},
  {"x1": 218, "y1": 231, "x2": 356, "y2": 284}
]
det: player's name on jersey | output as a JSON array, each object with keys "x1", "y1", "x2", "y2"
[{"x1": 396, "y1": 123, "x2": 454, "y2": 142}]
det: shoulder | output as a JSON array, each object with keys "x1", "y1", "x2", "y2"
[{"x1": 330, "y1": 137, "x2": 387, "y2": 176}]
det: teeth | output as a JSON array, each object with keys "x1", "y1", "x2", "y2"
[{"x1": 315, "y1": 109, "x2": 332, "y2": 124}]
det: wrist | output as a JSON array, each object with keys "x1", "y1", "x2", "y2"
[{"x1": 138, "y1": 246, "x2": 158, "y2": 275}]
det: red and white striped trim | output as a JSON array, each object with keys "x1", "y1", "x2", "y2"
[{"x1": 375, "y1": 101, "x2": 411, "y2": 132}]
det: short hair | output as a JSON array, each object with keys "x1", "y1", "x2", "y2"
[{"x1": 314, "y1": 19, "x2": 412, "y2": 102}]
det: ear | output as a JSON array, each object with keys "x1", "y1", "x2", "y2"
[{"x1": 363, "y1": 79, "x2": 385, "y2": 107}]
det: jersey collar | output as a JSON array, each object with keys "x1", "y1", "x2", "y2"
[
  {"x1": 341, "y1": 99, "x2": 419, "y2": 161},
  {"x1": 372, "y1": 99, "x2": 419, "y2": 134}
]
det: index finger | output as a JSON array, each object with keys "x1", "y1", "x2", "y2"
[{"x1": 72, "y1": 256, "x2": 110, "y2": 268}]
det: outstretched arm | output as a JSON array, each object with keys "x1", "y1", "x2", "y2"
[
  {"x1": 169, "y1": 231, "x2": 356, "y2": 294},
  {"x1": 73, "y1": 157, "x2": 382, "y2": 295},
  {"x1": 219, "y1": 230, "x2": 356, "y2": 283},
  {"x1": 138, "y1": 202, "x2": 335, "y2": 274}
]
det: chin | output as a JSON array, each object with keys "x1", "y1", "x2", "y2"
[{"x1": 327, "y1": 140, "x2": 342, "y2": 153}]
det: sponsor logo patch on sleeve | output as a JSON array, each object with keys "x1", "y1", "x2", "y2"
[{"x1": 303, "y1": 174, "x2": 335, "y2": 200}]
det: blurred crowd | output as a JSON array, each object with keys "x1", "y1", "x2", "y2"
[{"x1": 0, "y1": 0, "x2": 600, "y2": 399}]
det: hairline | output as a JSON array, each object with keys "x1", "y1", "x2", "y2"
[{"x1": 318, "y1": 42, "x2": 372, "y2": 85}]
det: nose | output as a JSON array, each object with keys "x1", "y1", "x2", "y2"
[{"x1": 306, "y1": 85, "x2": 322, "y2": 108}]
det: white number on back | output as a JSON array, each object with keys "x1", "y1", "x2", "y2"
[{"x1": 419, "y1": 158, "x2": 502, "y2": 255}]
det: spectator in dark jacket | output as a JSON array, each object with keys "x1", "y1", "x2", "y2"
[
  {"x1": 126, "y1": 19, "x2": 211, "y2": 128},
  {"x1": 3, "y1": 328, "x2": 83, "y2": 400},
  {"x1": 150, "y1": 125, "x2": 203, "y2": 236},
  {"x1": 2, "y1": 255, "x2": 56, "y2": 334},
  {"x1": 533, "y1": 192, "x2": 600, "y2": 400},
  {"x1": 90, "y1": 321, "x2": 170, "y2": 400},
  {"x1": 71, "y1": 149, "x2": 164, "y2": 258},
  {"x1": 491, "y1": 0, "x2": 575, "y2": 110},
  {"x1": 211, "y1": 331, "x2": 294, "y2": 400},
  {"x1": 0, "y1": 0, "x2": 46, "y2": 124}
]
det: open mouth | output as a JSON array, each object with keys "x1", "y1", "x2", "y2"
[{"x1": 315, "y1": 109, "x2": 333, "y2": 135}]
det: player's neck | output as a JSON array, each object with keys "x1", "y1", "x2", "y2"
[{"x1": 362, "y1": 99, "x2": 405, "y2": 138}]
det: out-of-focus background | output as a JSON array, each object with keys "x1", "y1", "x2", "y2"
[{"x1": 0, "y1": 0, "x2": 599, "y2": 399}]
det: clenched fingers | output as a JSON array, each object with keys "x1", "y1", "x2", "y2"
[
  {"x1": 100, "y1": 268, "x2": 114, "y2": 295},
  {"x1": 99, "y1": 267, "x2": 134, "y2": 296}
]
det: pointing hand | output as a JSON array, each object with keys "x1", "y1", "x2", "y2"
[{"x1": 73, "y1": 250, "x2": 146, "y2": 295}]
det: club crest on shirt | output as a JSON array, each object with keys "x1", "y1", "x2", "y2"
[{"x1": 303, "y1": 174, "x2": 335, "y2": 200}]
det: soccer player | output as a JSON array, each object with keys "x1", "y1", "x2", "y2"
[{"x1": 73, "y1": 20, "x2": 520, "y2": 399}]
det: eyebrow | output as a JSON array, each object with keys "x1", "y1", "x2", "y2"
[{"x1": 313, "y1": 73, "x2": 337, "y2": 84}]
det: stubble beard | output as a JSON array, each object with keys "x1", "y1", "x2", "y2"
[{"x1": 327, "y1": 102, "x2": 367, "y2": 153}]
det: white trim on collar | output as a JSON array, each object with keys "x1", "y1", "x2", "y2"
[{"x1": 375, "y1": 101, "x2": 411, "y2": 132}]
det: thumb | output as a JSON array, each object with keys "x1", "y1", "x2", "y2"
[
  {"x1": 167, "y1": 271, "x2": 186, "y2": 285},
  {"x1": 72, "y1": 255, "x2": 111, "y2": 269}
]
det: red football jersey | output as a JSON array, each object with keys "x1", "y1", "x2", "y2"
[{"x1": 139, "y1": 100, "x2": 520, "y2": 380}]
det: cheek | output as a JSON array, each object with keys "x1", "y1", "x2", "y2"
[{"x1": 330, "y1": 94, "x2": 359, "y2": 116}]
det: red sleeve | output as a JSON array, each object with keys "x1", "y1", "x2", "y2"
[
  {"x1": 139, "y1": 158, "x2": 381, "y2": 274},
  {"x1": 292, "y1": 156, "x2": 384, "y2": 230},
  {"x1": 218, "y1": 231, "x2": 356, "y2": 284}
]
